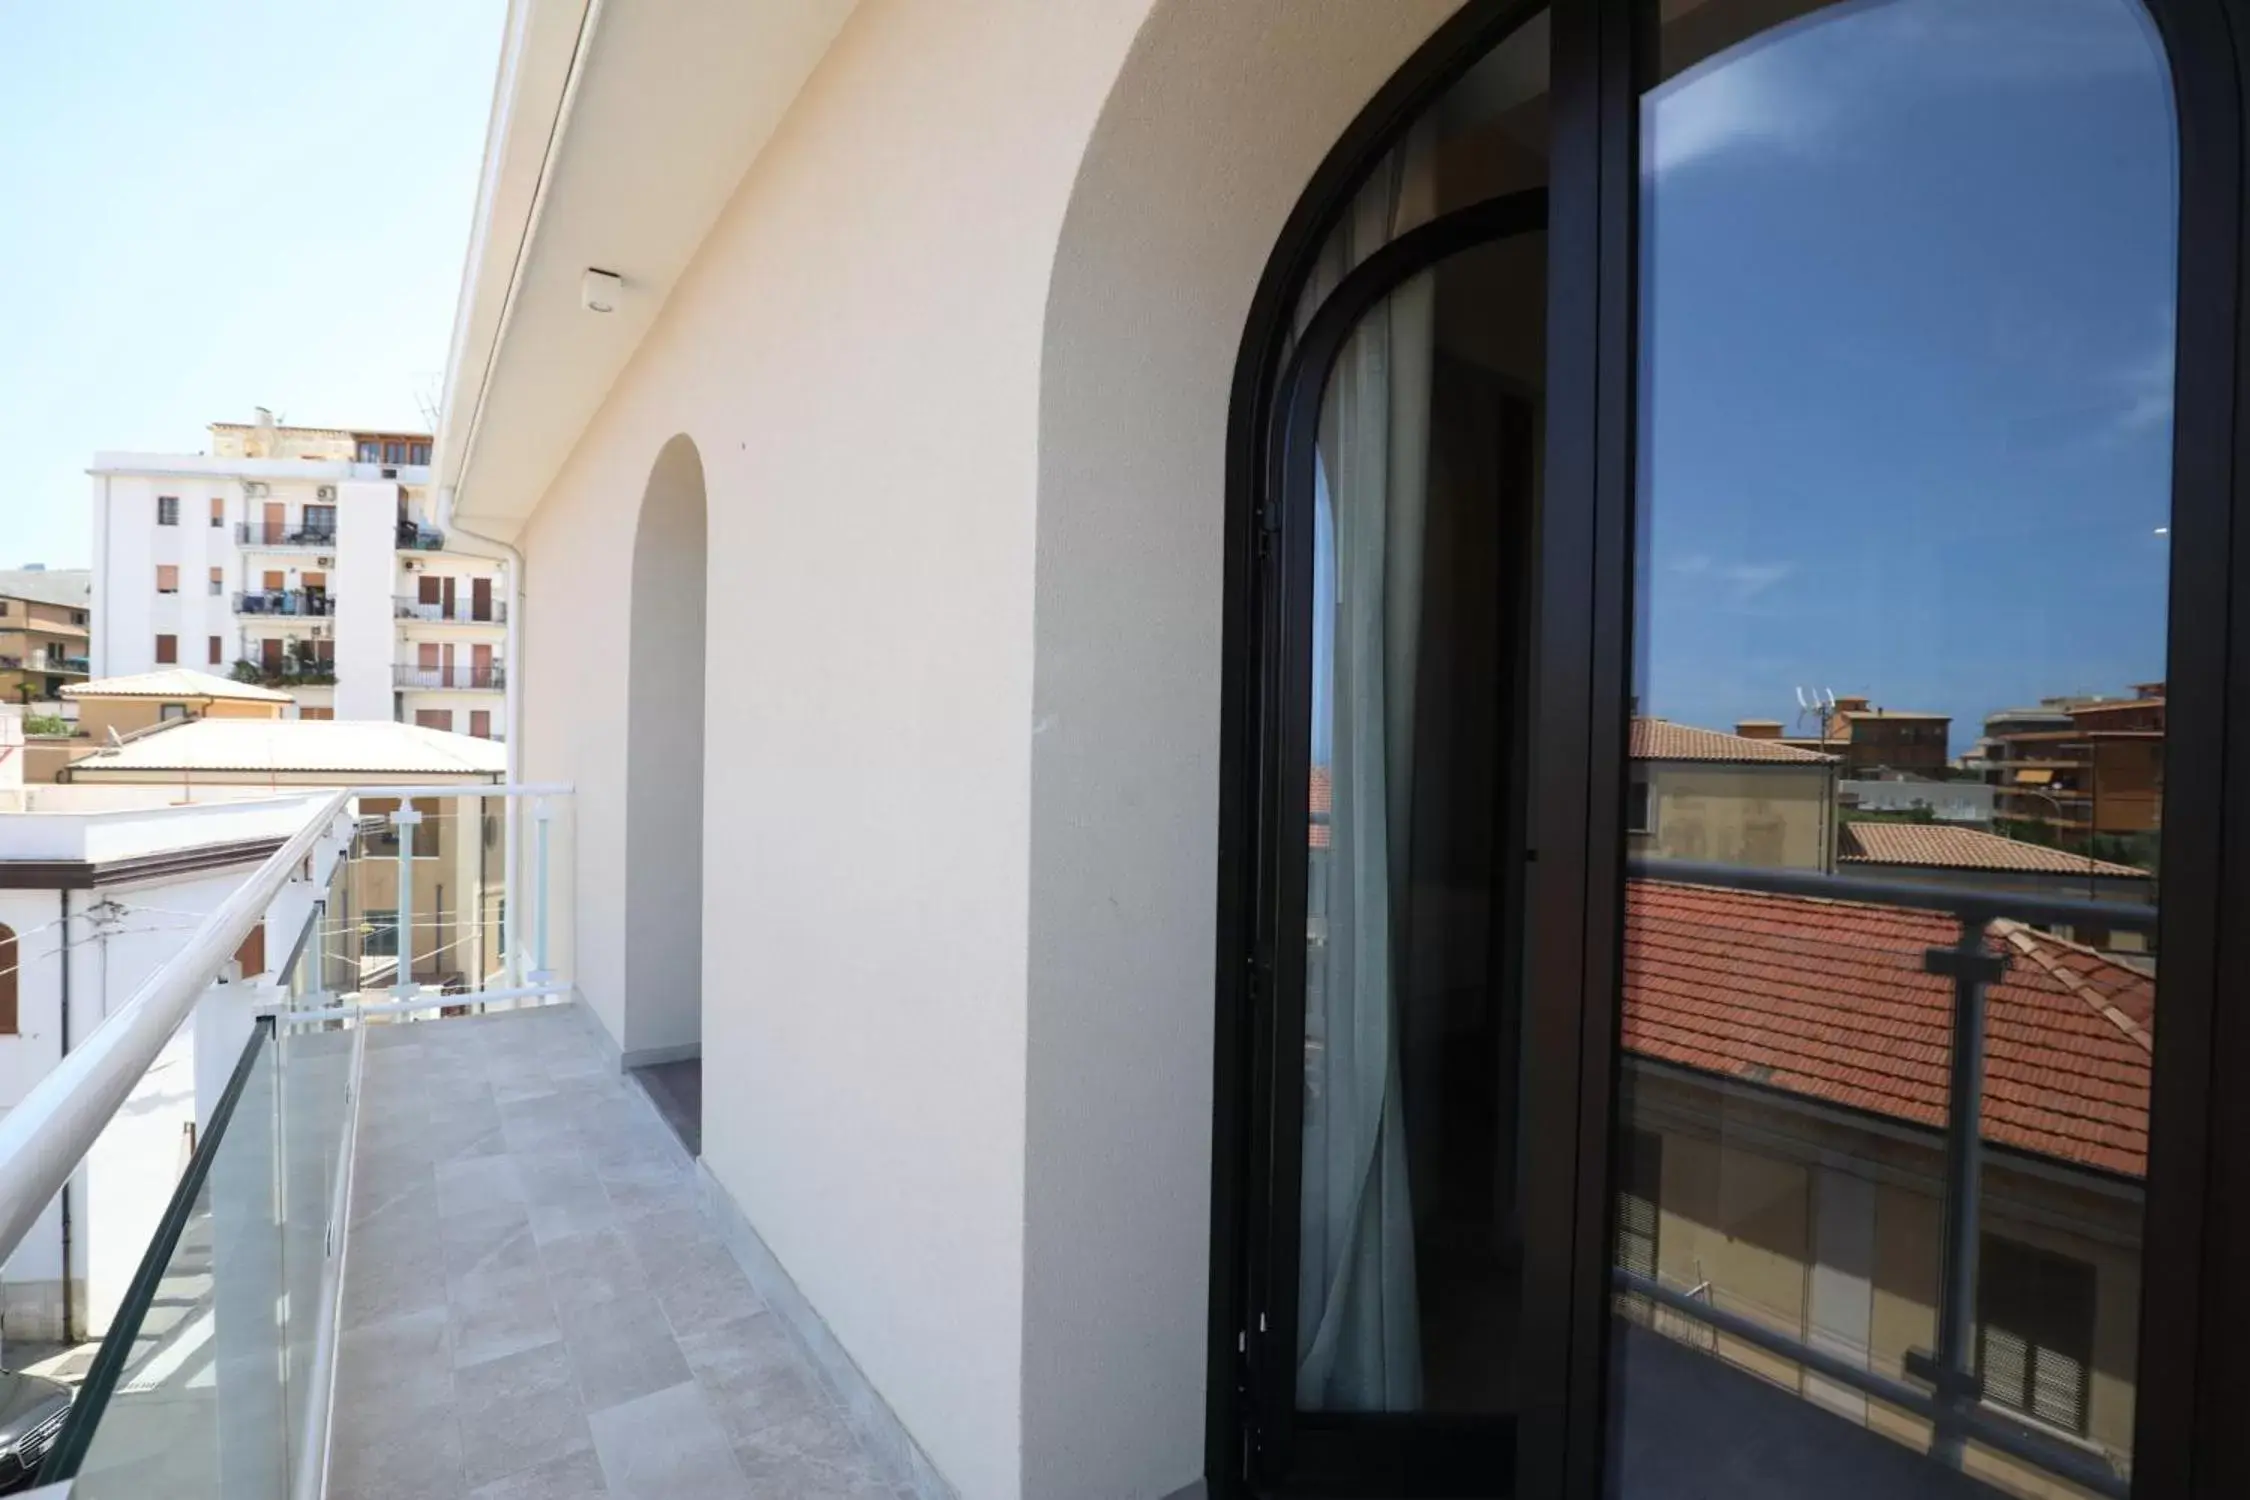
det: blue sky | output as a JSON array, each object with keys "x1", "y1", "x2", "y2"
[
  {"x1": 0, "y1": 1, "x2": 505, "y2": 571},
  {"x1": 1637, "y1": 0, "x2": 2177, "y2": 755}
]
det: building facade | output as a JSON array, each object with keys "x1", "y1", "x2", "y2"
[
  {"x1": 88, "y1": 412, "x2": 506, "y2": 734},
  {"x1": 0, "y1": 568, "x2": 91, "y2": 704},
  {"x1": 1628, "y1": 719, "x2": 1839, "y2": 871},
  {"x1": 1985, "y1": 684, "x2": 2167, "y2": 851}
]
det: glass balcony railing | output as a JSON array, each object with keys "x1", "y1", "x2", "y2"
[
  {"x1": 392, "y1": 593, "x2": 506, "y2": 624},
  {"x1": 391, "y1": 662, "x2": 505, "y2": 690},
  {"x1": 235, "y1": 522, "x2": 336, "y2": 549},
  {"x1": 0, "y1": 785, "x2": 573, "y2": 1495},
  {"x1": 234, "y1": 589, "x2": 336, "y2": 618}
]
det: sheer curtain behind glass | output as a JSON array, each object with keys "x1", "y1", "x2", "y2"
[{"x1": 1296, "y1": 121, "x2": 1437, "y2": 1412}]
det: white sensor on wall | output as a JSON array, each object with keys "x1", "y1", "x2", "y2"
[{"x1": 582, "y1": 268, "x2": 621, "y2": 313}]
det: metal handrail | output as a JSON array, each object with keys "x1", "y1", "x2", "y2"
[
  {"x1": 1626, "y1": 856, "x2": 2156, "y2": 931},
  {"x1": 1612, "y1": 1269, "x2": 2127, "y2": 1498}
]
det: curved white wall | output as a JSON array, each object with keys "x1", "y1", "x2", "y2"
[{"x1": 514, "y1": 1, "x2": 1462, "y2": 1493}]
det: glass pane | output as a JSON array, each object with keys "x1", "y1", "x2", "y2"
[
  {"x1": 63, "y1": 1030, "x2": 285, "y2": 1499},
  {"x1": 1297, "y1": 241, "x2": 1547, "y2": 1416},
  {"x1": 1610, "y1": 1, "x2": 2171, "y2": 1497}
]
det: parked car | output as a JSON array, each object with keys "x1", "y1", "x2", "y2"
[{"x1": 0, "y1": 1370, "x2": 71, "y2": 1492}]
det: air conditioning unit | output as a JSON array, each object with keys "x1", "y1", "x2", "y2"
[
  {"x1": 244, "y1": 481, "x2": 270, "y2": 498},
  {"x1": 316, "y1": 485, "x2": 338, "y2": 502},
  {"x1": 317, "y1": 556, "x2": 336, "y2": 569},
  {"x1": 402, "y1": 558, "x2": 424, "y2": 573}
]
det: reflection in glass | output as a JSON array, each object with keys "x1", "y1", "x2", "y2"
[{"x1": 1610, "y1": 1, "x2": 2172, "y2": 1497}]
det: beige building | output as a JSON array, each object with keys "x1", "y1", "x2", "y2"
[
  {"x1": 1629, "y1": 718, "x2": 1840, "y2": 871},
  {"x1": 0, "y1": 567, "x2": 91, "y2": 704},
  {"x1": 60, "y1": 668, "x2": 292, "y2": 744}
]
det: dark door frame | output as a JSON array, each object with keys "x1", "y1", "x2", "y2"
[{"x1": 1211, "y1": 0, "x2": 2250, "y2": 1497}]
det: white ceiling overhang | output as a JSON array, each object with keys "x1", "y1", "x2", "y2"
[{"x1": 435, "y1": 0, "x2": 859, "y2": 535}]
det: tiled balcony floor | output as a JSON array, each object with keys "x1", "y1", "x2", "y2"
[{"x1": 329, "y1": 1006, "x2": 907, "y2": 1500}]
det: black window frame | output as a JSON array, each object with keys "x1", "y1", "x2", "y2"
[
  {"x1": 1208, "y1": 0, "x2": 2250, "y2": 1496},
  {"x1": 155, "y1": 495, "x2": 178, "y2": 526}
]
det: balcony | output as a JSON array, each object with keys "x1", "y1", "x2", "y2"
[
  {"x1": 393, "y1": 663, "x2": 505, "y2": 690},
  {"x1": 393, "y1": 594, "x2": 506, "y2": 624},
  {"x1": 396, "y1": 522, "x2": 447, "y2": 552},
  {"x1": 237, "y1": 522, "x2": 337, "y2": 550},
  {"x1": 235, "y1": 589, "x2": 337, "y2": 618},
  {"x1": 233, "y1": 657, "x2": 337, "y2": 688}
]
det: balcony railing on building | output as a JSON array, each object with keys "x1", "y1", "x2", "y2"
[
  {"x1": 236, "y1": 521, "x2": 337, "y2": 549},
  {"x1": 395, "y1": 522, "x2": 446, "y2": 552},
  {"x1": 393, "y1": 594, "x2": 506, "y2": 624},
  {"x1": 0, "y1": 785, "x2": 572, "y2": 1495},
  {"x1": 236, "y1": 589, "x2": 337, "y2": 618},
  {"x1": 1610, "y1": 856, "x2": 2152, "y2": 1500},
  {"x1": 392, "y1": 662, "x2": 505, "y2": 690},
  {"x1": 234, "y1": 655, "x2": 337, "y2": 689}
]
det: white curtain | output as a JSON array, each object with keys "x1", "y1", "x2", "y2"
[{"x1": 1296, "y1": 123, "x2": 1436, "y2": 1413}]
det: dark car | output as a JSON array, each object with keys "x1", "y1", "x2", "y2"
[{"x1": 0, "y1": 1370, "x2": 71, "y2": 1492}]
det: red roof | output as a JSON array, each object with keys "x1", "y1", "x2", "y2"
[
  {"x1": 1838, "y1": 822, "x2": 2150, "y2": 879},
  {"x1": 1631, "y1": 719, "x2": 1836, "y2": 765},
  {"x1": 1624, "y1": 881, "x2": 2152, "y2": 1177}
]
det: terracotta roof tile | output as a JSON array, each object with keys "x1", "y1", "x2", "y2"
[
  {"x1": 1624, "y1": 881, "x2": 2153, "y2": 1177},
  {"x1": 1631, "y1": 719, "x2": 1837, "y2": 765},
  {"x1": 1838, "y1": 821, "x2": 2149, "y2": 878}
]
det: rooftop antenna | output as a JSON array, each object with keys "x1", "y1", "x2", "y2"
[{"x1": 1797, "y1": 686, "x2": 1841, "y2": 871}]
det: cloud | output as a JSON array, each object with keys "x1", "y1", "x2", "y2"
[
  {"x1": 2111, "y1": 337, "x2": 2174, "y2": 437},
  {"x1": 1665, "y1": 553, "x2": 1797, "y2": 606},
  {"x1": 1645, "y1": 48, "x2": 1826, "y2": 177}
]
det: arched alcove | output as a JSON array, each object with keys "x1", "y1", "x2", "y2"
[{"x1": 623, "y1": 432, "x2": 710, "y2": 1149}]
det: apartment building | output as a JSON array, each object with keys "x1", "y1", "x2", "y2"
[
  {"x1": 88, "y1": 410, "x2": 506, "y2": 736},
  {"x1": 0, "y1": 567, "x2": 91, "y2": 703},
  {"x1": 1778, "y1": 695, "x2": 1953, "y2": 775},
  {"x1": 1985, "y1": 683, "x2": 2166, "y2": 852}
]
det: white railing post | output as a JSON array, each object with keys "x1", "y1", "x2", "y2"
[
  {"x1": 391, "y1": 804, "x2": 420, "y2": 1000},
  {"x1": 530, "y1": 797, "x2": 552, "y2": 984}
]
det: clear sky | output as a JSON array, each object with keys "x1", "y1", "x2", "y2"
[
  {"x1": 0, "y1": 1, "x2": 506, "y2": 571},
  {"x1": 1638, "y1": 0, "x2": 2176, "y2": 755}
]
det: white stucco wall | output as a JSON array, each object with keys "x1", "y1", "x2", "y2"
[
  {"x1": 336, "y1": 480, "x2": 403, "y2": 720},
  {"x1": 509, "y1": 1, "x2": 1458, "y2": 1494}
]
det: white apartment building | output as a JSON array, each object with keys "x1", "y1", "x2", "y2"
[{"x1": 88, "y1": 411, "x2": 507, "y2": 738}]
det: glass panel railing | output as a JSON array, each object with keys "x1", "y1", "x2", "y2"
[
  {"x1": 40, "y1": 1021, "x2": 285, "y2": 1498},
  {"x1": 294, "y1": 789, "x2": 574, "y2": 1021}
]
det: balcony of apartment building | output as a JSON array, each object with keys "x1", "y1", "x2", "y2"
[
  {"x1": 236, "y1": 520, "x2": 338, "y2": 550},
  {"x1": 392, "y1": 660, "x2": 504, "y2": 691},
  {"x1": 392, "y1": 592, "x2": 505, "y2": 625},
  {"x1": 233, "y1": 649, "x2": 336, "y2": 690},
  {"x1": 395, "y1": 520, "x2": 447, "y2": 553},
  {"x1": 233, "y1": 588, "x2": 336, "y2": 619}
]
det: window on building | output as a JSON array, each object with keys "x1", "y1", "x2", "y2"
[
  {"x1": 159, "y1": 703, "x2": 187, "y2": 721},
  {"x1": 383, "y1": 441, "x2": 406, "y2": 465},
  {"x1": 1979, "y1": 1235, "x2": 2097, "y2": 1435},
  {"x1": 410, "y1": 441, "x2": 431, "y2": 465},
  {"x1": 415, "y1": 708, "x2": 454, "y2": 733},
  {"x1": 209, "y1": 496, "x2": 224, "y2": 527},
  {"x1": 0, "y1": 923, "x2": 16, "y2": 1034},
  {"x1": 156, "y1": 495, "x2": 179, "y2": 526},
  {"x1": 363, "y1": 909, "x2": 399, "y2": 958},
  {"x1": 208, "y1": 566, "x2": 223, "y2": 596},
  {"x1": 356, "y1": 439, "x2": 381, "y2": 463},
  {"x1": 1625, "y1": 779, "x2": 1654, "y2": 835},
  {"x1": 304, "y1": 504, "x2": 337, "y2": 537},
  {"x1": 71, "y1": 611, "x2": 85, "y2": 626},
  {"x1": 298, "y1": 707, "x2": 333, "y2": 721},
  {"x1": 155, "y1": 564, "x2": 178, "y2": 595},
  {"x1": 0, "y1": 601, "x2": 9, "y2": 616},
  {"x1": 153, "y1": 633, "x2": 177, "y2": 665},
  {"x1": 470, "y1": 709, "x2": 491, "y2": 739},
  {"x1": 1612, "y1": 1129, "x2": 1663, "y2": 1321},
  {"x1": 207, "y1": 636, "x2": 222, "y2": 666}
]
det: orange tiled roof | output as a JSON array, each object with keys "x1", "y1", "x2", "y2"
[
  {"x1": 1838, "y1": 822, "x2": 2149, "y2": 879},
  {"x1": 1624, "y1": 881, "x2": 2153, "y2": 1177},
  {"x1": 1631, "y1": 719, "x2": 1836, "y2": 765}
]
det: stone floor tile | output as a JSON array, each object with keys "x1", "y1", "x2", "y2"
[
  {"x1": 561, "y1": 1289, "x2": 694, "y2": 1415},
  {"x1": 587, "y1": 1381, "x2": 753, "y2": 1500},
  {"x1": 468, "y1": 1448, "x2": 612, "y2": 1500},
  {"x1": 452, "y1": 1340, "x2": 596, "y2": 1490}
]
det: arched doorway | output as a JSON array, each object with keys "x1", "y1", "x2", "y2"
[{"x1": 624, "y1": 433, "x2": 708, "y2": 1152}]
